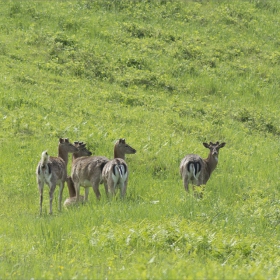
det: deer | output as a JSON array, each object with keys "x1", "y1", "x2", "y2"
[
  {"x1": 102, "y1": 138, "x2": 137, "y2": 198},
  {"x1": 71, "y1": 155, "x2": 109, "y2": 203},
  {"x1": 36, "y1": 138, "x2": 78, "y2": 214},
  {"x1": 71, "y1": 138, "x2": 136, "y2": 203},
  {"x1": 180, "y1": 141, "x2": 226, "y2": 193},
  {"x1": 63, "y1": 141, "x2": 92, "y2": 207}
]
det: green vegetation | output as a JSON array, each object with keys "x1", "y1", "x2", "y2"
[{"x1": 1, "y1": 0, "x2": 280, "y2": 278}]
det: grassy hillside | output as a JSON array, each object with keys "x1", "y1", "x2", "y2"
[{"x1": 0, "y1": 0, "x2": 280, "y2": 279}]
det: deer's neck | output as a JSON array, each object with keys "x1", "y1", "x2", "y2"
[
  {"x1": 114, "y1": 147, "x2": 125, "y2": 160},
  {"x1": 58, "y1": 146, "x2": 68, "y2": 167},
  {"x1": 72, "y1": 153, "x2": 79, "y2": 162},
  {"x1": 204, "y1": 154, "x2": 218, "y2": 175}
]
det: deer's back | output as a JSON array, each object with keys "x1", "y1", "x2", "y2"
[
  {"x1": 71, "y1": 156, "x2": 109, "y2": 182},
  {"x1": 180, "y1": 154, "x2": 204, "y2": 175},
  {"x1": 37, "y1": 156, "x2": 67, "y2": 184},
  {"x1": 180, "y1": 154, "x2": 203, "y2": 167},
  {"x1": 180, "y1": 154, "x2": 211, "y2": 184},
  {"x1": 102, "y1": 158, "x2": 127, "y2": 181},
  {"x1": 49, "y1": 156, "x2": 67, "y2": 180}
]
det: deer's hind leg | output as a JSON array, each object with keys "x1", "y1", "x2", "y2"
[
  {"x1": 74, "y1": 182, "x2": 81, "y2": 202},
  {"x1": 49, "y1": 183, "x2": 56, "y2": 215},
  {"x1": 120, "y1": 178, "x2": 128, "y2": 199},
  {"x1": 58, "y1": 182, "x2": 64, "y2": 211},
  {"x1": 38, "y1": 180, "x2": 44, "y2": 215},
  {"x1": 84, "y1": 187, "x2": 90, "y2": 202},
  {"x1": 183, "y1": 176, "x2": 190, "y2": 193},
  {"x1": 91, "y1": 177, "x2": 101, "y2": 200}
]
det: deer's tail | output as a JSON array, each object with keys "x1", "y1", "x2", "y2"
[
  {"x1": 187, "y1": 161, "x2": 201, "y2": 180},
  {"x1": 113, "y1": 164, "x2": 126, "y2": 177},
  {"x1": 41, "y1": 151, "x2": 49, "y2": 168}
]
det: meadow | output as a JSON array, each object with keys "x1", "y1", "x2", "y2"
[{"x1": 0, "y1": 0, "x2": 280, "y2": 279}]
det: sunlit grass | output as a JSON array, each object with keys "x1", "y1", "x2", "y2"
[{"x1": 1, "y1": 0, "x2": 280, "y2": 279}]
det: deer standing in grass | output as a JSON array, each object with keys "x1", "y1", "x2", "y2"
[
  {"x1": 180, "y1": 141, "x2": 226, "y2": 192},
  {"x1": 102, "y1": 139, "x2": 136, "y2": 198},
  {"x1": 71, "y1": 138, "x2": 136, "y2": 203},
  {"x1": 71, "y1": 155, "x2": 109, "y2": 203},
  {"x1": 63, "y1": 141, "x2": 92, "y2": 207},
  {"x1": 36, "y1": 138, "x2": 78, "y2": 214}
]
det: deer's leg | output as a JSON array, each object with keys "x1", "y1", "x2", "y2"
[
  {"x1": 107, "y1": 188, "x2": 114, "y2": 198},
  {"x1": 183, "y1": 176, "x2": 189, "y2": 192},
  {"x1": 93, "y1": 186, "x2": 101, "y2": 200},
  {"x1": 107, "y1": 183, "x2": 114, "y2": 197},
  {"x1": 104, "y1": 181, "x2": 109, "y2": 197},
  {"x1": 58, "y1": 182, "x2": 64, "y2": 211},
  {"x1": 113, "y1": 181, "x2": 119, "y2": 197},
  {"x1": 38, "y1": 181, "x2": 44, "y2": 215},
  {"x1": 75, "y1": 183, "x2": 81, "y2": 202},
  {"x1": 84, "y1": 187, "x2": 90, "y2": 201},
  {"x1": 107, "y1": 175, "x2": 117, "y2": 197},
  {"x1": 120, "y1": 179, "x2": 127, "y2": 199},
  {"x1": 105, "y1": 182, "x2": 113, "y2": 199},
  {"x1": 49, "y1": 184, "x2": 56, "y2": 215},
  {"x1": 92, "y1": 178, "x2": 101, "y2": 200}
]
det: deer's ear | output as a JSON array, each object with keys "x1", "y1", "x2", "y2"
[
  {"x1": 65, "y1": 138, "x2": 69, "y2": 143},
  {"x1": 203, "y1": 142, "x2": 210, "y2": 148},
  {"x1": 219, "y1": 142, "x2": 226, "y2": 148},
  {"x1": 59, "y1": 138, "x2": 64, "y2": 143}
]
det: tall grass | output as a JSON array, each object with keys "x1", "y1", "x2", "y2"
[{"x1": 1, "y1": 0, "x2": 280, "y2": 279}]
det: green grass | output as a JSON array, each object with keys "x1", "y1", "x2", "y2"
[{"x1": 1, "y1": 0, "x2": 280, "y2": 279}]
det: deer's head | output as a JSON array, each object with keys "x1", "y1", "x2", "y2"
[
  {"x1": 116, "y1": 138, "x2": 136, "y2": 154},
  {"x1": 59, "y1": 138, "x2": 78, "y2": 153},
  {"x1": 74, "y1": 141, "x2": 92, "y2": 157},
  {"x1": 203, "y1": 141, "x2": 226, "y2": 158}
]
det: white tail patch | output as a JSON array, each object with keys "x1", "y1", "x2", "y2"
[
  {"x1": 189, "y1": 163, "x2": 200, "y2": 180},
  {"x1": 115, "y1": 165, "x2": 122, "y2": 178},
  {"x1": 112, "y1": 164, "x2": 127, "y2": 184},
  {"x1": 41, "y1": 150, "x2": 49, "y2": 167},
  {"x1": 116, "y1": 165, "x2": 125, "y2": 177}
]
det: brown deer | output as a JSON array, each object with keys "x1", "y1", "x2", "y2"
[
  {"x1": 102, "y1": 139, "x2": 136, "y2": 198},
  {"x1": 71, "y1": 138, "x2": 136, "y2": 203},
  {"x1": 36, "y1": 138, "x2": 78, "y2": 214},
  {"x1": 63, "y1": 141, "x2": 92, "y2": 207},
  {"x1": 180, "y1": 141, "x2": 226, "y2": 192},
  {"x1": 71, "y1": 156, "x2": 109, "y2": 203}
]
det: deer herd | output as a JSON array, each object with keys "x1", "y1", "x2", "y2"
[{"x1": 36, "y1": 138, "x2": 226, "y2": 214}]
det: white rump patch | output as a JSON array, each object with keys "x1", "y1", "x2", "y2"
[
  {"x1": 112, "y1": 164, "x2": 127, "y2": 185},
  {"x1": 188, "y1": 163, "x2": 200, "y2": 180}
]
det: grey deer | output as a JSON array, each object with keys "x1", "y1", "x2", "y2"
[
  {"x1": 180, "y1": 141, "x2": 226, "y2": 192},
  {"x1": 64, "y1": 141, "x2": 92, "y2": 207},
  {"x1": 102, "y1": 138, "x2": 136, "y2": 198},
  {"x1": 36, "y1": 138, "x2": 78, "y2": 214},
  {"x1": 71, "y1": 138, "x2": 136, "y2": 203}
]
